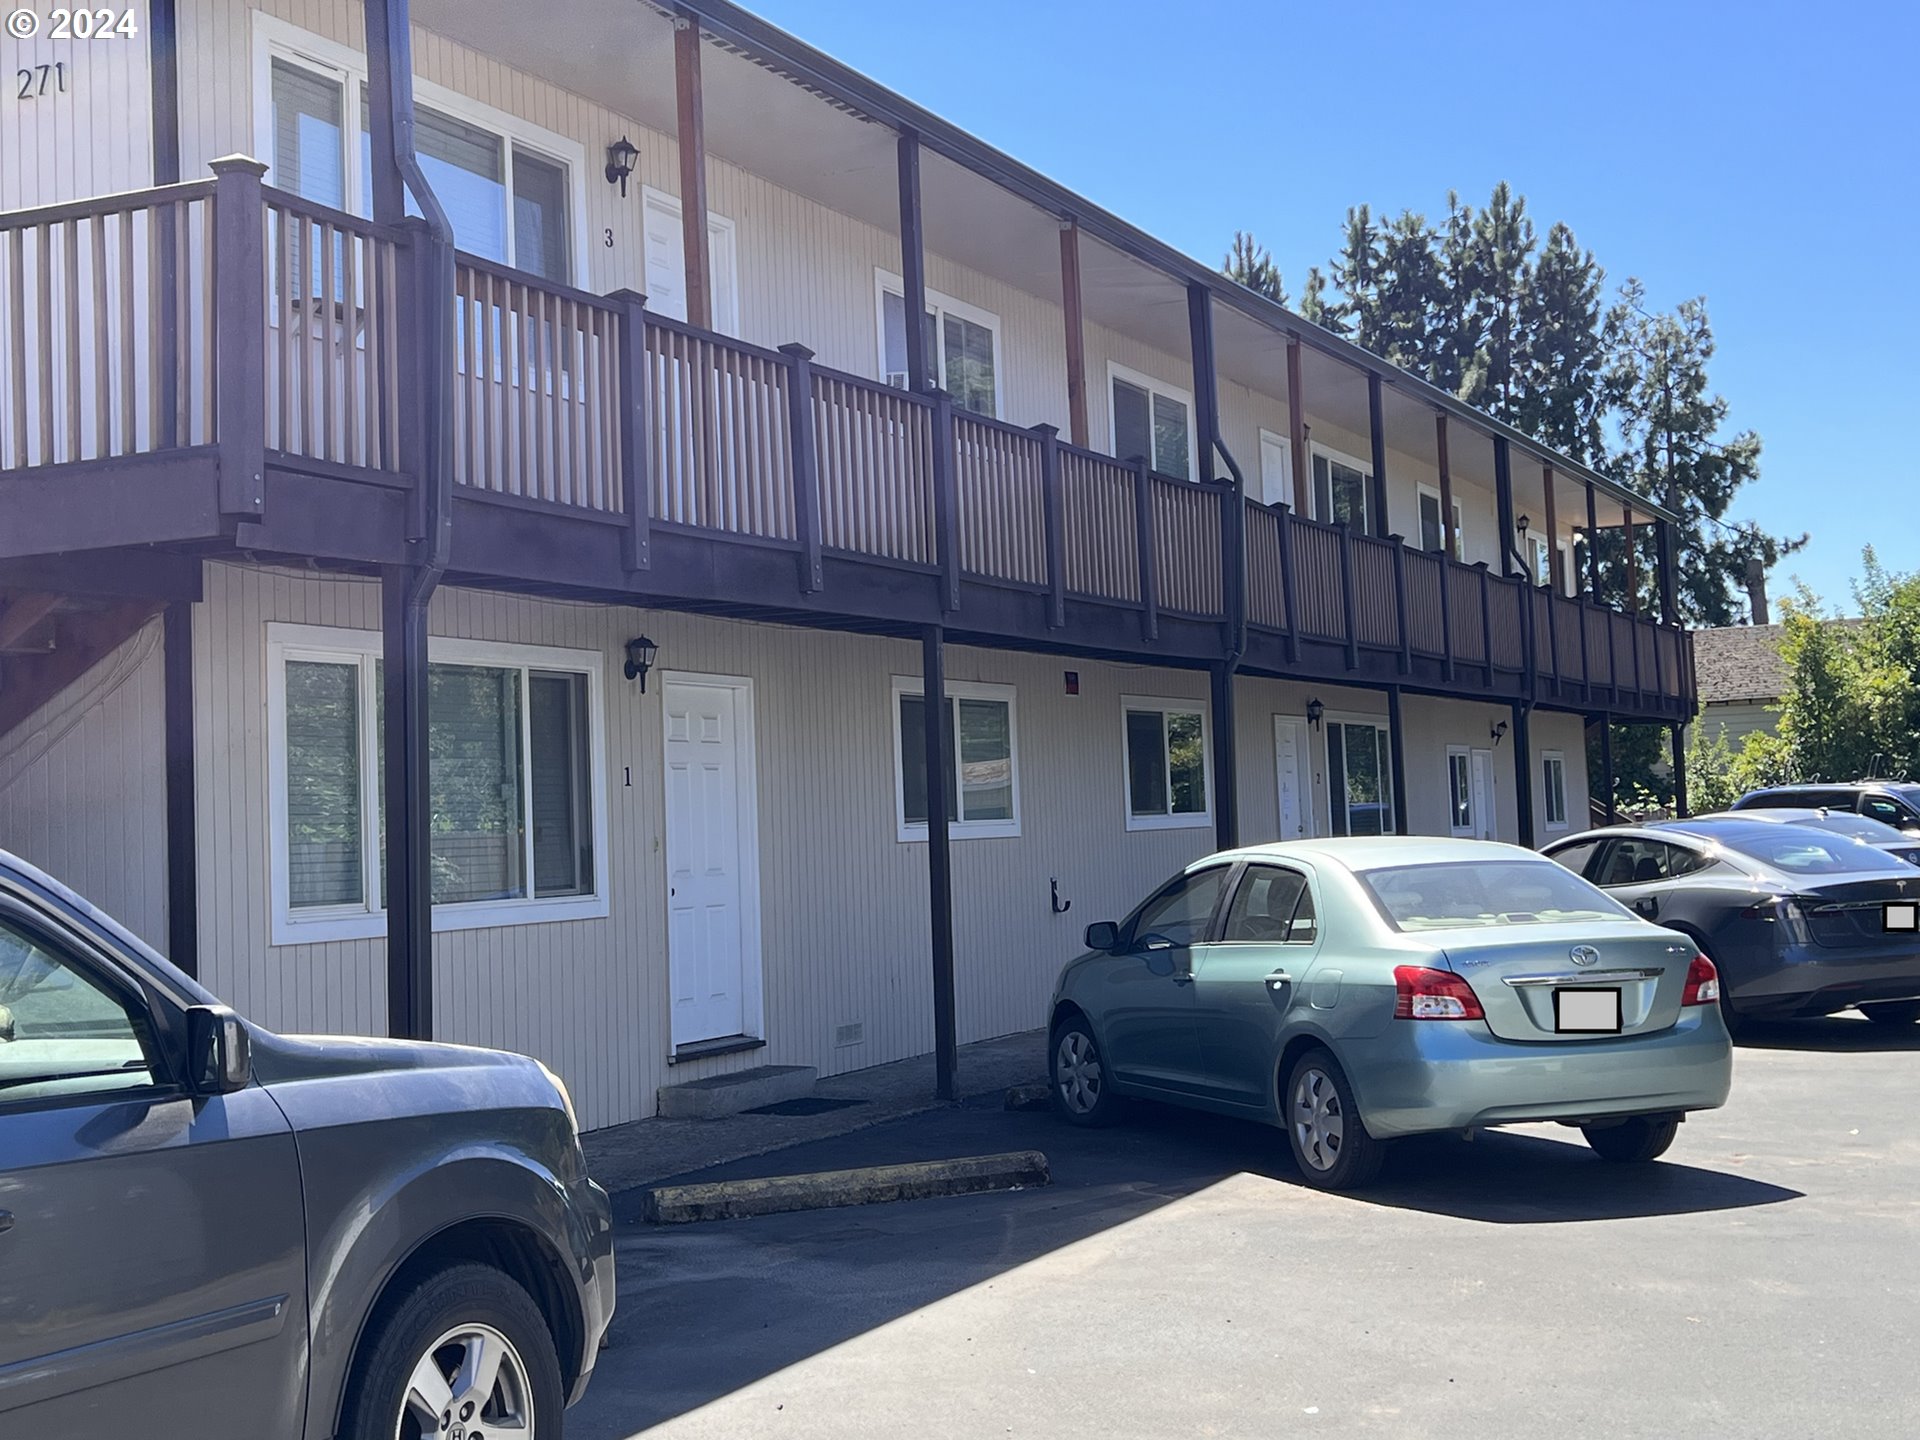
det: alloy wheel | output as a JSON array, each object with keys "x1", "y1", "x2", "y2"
[
  {"x1": 1055, "y1": 1030, "x2": 1102, "y2": 1115},
  {"x1": 397, "y1": 1321, "x2": 534, "y2": 1439},
  {"x1": 1292, "y1": 1066, "x2": 1345, "y2": 1172}
]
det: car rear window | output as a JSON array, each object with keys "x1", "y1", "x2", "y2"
[
  {"x1": 1357, "y1": 860, "x2": 1636, "y2": 932},
  {"x1": 1719, "y1": 830, "x2": 1915, "y2": 876}
]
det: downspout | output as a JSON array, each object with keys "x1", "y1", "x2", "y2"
[{"x1": 1214, "y1": 436, "x2": 1249, "y2": 671}]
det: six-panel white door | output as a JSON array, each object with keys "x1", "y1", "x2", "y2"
[
  {"x1": 664, "y1": 679, "x2": 755, "y2": 1046},
  {"x1": 1273, "y1": 717, "x2": 1311, "y2": 839},
  {"x1": 1470, "y1": 749, "x2": 1496, "y2": 841}
]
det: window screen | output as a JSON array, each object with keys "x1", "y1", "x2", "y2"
[
  {"x1": 285, "y1": 659, "x2": 364, "y2": 909},
  {"x1": 427, "y1": 664, "x2": 525, "y2": 904},
  {"x1": 272, "y1": 59, "x2": 346, "y2": 207},
  {"x1": 1113, "y1": 378, "x2": 1153, "y2": 468},
  {"x1": 513, "y1": 147, "x2": 570, "y2": 282},
  {"x1": 529, "y1": 671, "x2": 591, "y2": 896}
]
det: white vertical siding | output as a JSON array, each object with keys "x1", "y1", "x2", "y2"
[
  {"x1": 0, "y1": 620, "x2": 168, "y2": 948},
  {"x1": 0, "y1": 21, "x2": 154, "y2": 211}
]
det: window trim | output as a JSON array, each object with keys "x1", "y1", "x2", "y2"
[
  {"x1": 1543, "y1": 749, "x2": 1569, "y2": 831},
  {"x1": 1120, "y1": 693, "x2": 1213, "y2": 833},
  {"x1": 1447, "y1": 745, "x2": 1474, "y2": 838},
  {"x1": 266, "y1": 623, "x2": 610, "y2": 945},
  {"x1": 1416, "y1": 482, "x2": 1465, "y2": 561},
  {"x1": 1309, "y1": 442, "x2": 1373, "y2": 531},
  {"x1": 1321, "y1": 708, "x2": 1395, "y2": 837},
  {"x1": 643, "y1": 184, "x2": 742, "y2": 337},
  {"x1": 252, "y1": 14, "x2": 590, "y2": 282},
  {"x1": 1257, "y1": 427, "x2": 1296, "y2": 510},
  {"x1": 1106, "y1": 361, "x2": 1197, "y2": 481},
  {"x1": 890, "y1": 676, "x2": 1021, "y2": 843},
  {"x1": 873, "y1": 269, "x2": 1004, "y2": 417}
]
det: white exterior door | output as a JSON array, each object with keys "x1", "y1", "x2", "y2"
[
  {"x1": 664, "y1": 678, "x2": 759, "y2": 1046},
  {"x1": 1273, "y1": 717, "x2": 1310, "y2": 839},
  {"x1": 1470, "y1": 749, "x2": 1496, "y2": 841},
  {"x1": 641, "y1": 187, "x2": 740, "y2": 336}
]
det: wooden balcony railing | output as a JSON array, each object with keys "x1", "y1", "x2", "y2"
[{"x1": 0, "y1": 170, "x2": 1695, "y2": 715}]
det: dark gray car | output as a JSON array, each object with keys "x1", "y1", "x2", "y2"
[
  {"x1": 0, "y1": 852, "x2": 614, "y2": 1440},
  {"x1": 1731, "y1": 781, "x2": 1920, "y2": 834},
  {"x1": 1543, "y1": 817, "x2": 1920, "y2": 1033}
]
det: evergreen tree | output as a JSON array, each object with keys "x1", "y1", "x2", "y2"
[
  {"x1": 1299, "y1": 265, "x2": 1341, "y2": 334},
  {"x1": 1222, "y1": 230, "x2": 1287, "y2": 305},
  {"x1": 1459, "y1": 182, "x2": 1535, "y2": 421},
  {"x1": 1374, "y1": 210, "x2": 1446, "y2": 377},
  {"x1": 1330, "y1": 206, "x2": 1385, "y2": 351},
  {"x1": 1431, "y1": 190, "x2": 1479, "y2": 394},
  {"x1": 1515, "y1": 222, "x2": 1606, "y2": 465}
]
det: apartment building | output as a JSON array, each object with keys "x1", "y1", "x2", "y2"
[{"x1": 0, "y1": 0, "x2": 1693, "y2": 1127}]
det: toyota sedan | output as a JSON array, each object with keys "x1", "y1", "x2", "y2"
[{"x1": 1047, "y1": 837, "x2": 1733, "y2": 1190}]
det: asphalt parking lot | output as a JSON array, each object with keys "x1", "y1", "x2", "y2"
[{"x1": 574, "y1": 1016, "x2": 1920, "y2": 1440}]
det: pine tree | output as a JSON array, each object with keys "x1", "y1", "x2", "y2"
[
  {"x1": 1515, "y1": 222, "x2": 1605, "y2": 464},
  {"x1": 1432, "y1": 190, "x2": 1479, "y2": 395},
  {"x1": 1459, "y1": 182, "x2": 1535, "y2": 421},
  {"x1": 1330, "y1": 206, "x2": 1385, "y2": 352},
  {"x1": 1374, "y1": 210, "x2": 1445, "y2": 378},
  {"x1": 1222, "y1": 230, "x2": 1287, "y2": 305},
  {"x1": 1299, "y1": 265, "x2": 1342, "y2": 334}
]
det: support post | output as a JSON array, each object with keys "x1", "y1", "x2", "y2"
[
  {"x1": 1586, "y1": 483, "x2": 1602, "y2": 599},
  {"x1": 1672, "y1": 722, "x2": 1689, "y2": 818},
  {"x1": 896, "y1": 130, "x2": 930, "y2": 395},
  {"x1": 780, "y1": 343, "x2": 823, "y2": 593},
  {"x1": 1623, "y1": 504, "x2": 1639, "y2": 613},
  {"x1": 1478, "y1": 564, "x2": 1495, "y2": 685},
  {"x1": 1132, "y1": 456, "x2": 1158, "y2": 641},
  {"x1": 382, "y1": 564, "x2": 432, "y2": 1040},
  {"x1": 1210, "y1": 663, "x2": 1238, "y2": 850},
  {"x1": 1513, "y1": 701, "x2": 1535, "y2": 848},
  {"x1": 1542, "y1": 463, "x2": 1559, "y2": 595},
  {"x1": 1438, "y1": 548, "x2": 1456, "y2": 683},
  {"x1": 1367, "y1": 372, "x2": 1389, "y2": 538},
  {"x1": 1600, "y1": 714, "x2": 1618, "y2": 824},
  {"x1": 673, "y1": 16, "x2": 712, "y2": 331},
  {"x1": 921, "y1": 625, "x2": 958, "y2": 1103},
  {"x1": 1059, "y1": 223, "x2": 1088, "y2": 449},
  {"x1": 1656, "y1": 518, "x2": 1679, "y2": 626},
  {"x1": 362, "y1": 0, "x2": 405, "y2": 224},
  {"x1": 149, "y1": 0, "x2": 181, "y2": 183},
  {"x1": 1494, "y1": 436, "x2": 1517, "y2": 578},
  {"x1": 612, "y1": 289, "x2": 653, "y2": 573},
  {"x1": 1035, "y1": 423, "x2": 1066, "y2": 627},
  {"x1": 931, "y1": 388, "x2": 960, "y2": 612},
  {"x1": 1387, "y1": 685, "x2": 1407, "y2": 836},
  {"x1": 1436, "y1": 413, "x2": 1457, "y2": 559},
  {"x1": 163, "y1": 601, "x2": 197, "y2": 976},
  {"x1": 1286, "y1": 335, "x2": 1307, "y2": 511},
  {"x1": 1338, "y1": 522, "x2": 1358, "y2": 671},
  {"x1": 1276, "y1": 502, "x2": 1300, "y2": 664},
  {"x1": 1390, "y1": 536, "x2": 1410, "y2": 674},
  {"x1": 209, "y1": 156, "x2": 267, "y2": 520}
]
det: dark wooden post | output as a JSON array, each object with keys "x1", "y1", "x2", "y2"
[
  {"x1": 1622, "y1": 504, "x2": 1639, "y2": 613},
  {"x1": 611, "y1": 289, "x2": 653, "y2": 573},
  {"x1": 1337, "y1": 521, "x2": 1358, "y2": 671},
  {"x1": 149, "y1": 0, "x2": 182, "y2": 182},
  {"x1": 931, "y1": 388, "x2": 960, "y2": 612},
  {"x1": 1132, "y1": 456, "x2": 1158, "y2": 641},
  {"x1": 780, "y1": 343, "x2": 823, "y2": 593},
  {"x1": 1494, "y1": 436, "x2": 1517, "y2": 578},
  {"x1": 921, "y1": 624, "x2": 958, "y2": 1102},
  {"x1": 1478, "y1": 564, "x2": 1495, "y2": 685},
  {"x1": 1286, "y1": 335, "x2": 1307, "y2": 511},
  {"x1": 1211, "y1": 664, "x2": 1238, "y2": 850},
  {"x1": 1513, "y1": 701, "x2": 1535, "y2": 847},
  {"x1": 1059, "y1": 222, "x2": 1088, "y2": 449},
  {"x1": 1656, "y1": 518, "x2": 1679, "y2": 626},
  {"x1": 1436, "y1": 413, "x2": 1457, "y2": 560},
  {"x1": 1672, "y1": 722, "x2": 1689, "y2": 818},
  {"x1": 1545, "y1": 581, "x2": 1562, "y2": 699},
  {"x1": 673, "y1": 15, "x2": 712, "y2": 331},
  {"x1": 381, "y1": 563, "x2": 432, "y2": 1041},
  {"x1": 1187, "y1": 281, "x2": 1239, "y2": 648},
  {"x1": 362, "y1": 0, "x2": 405, "y2": 223},
  {"x1": 1585, "y1": 482, "x2": 1602, "y2": 598},
  {"x1": 1034, "y1": 423, "x2": 1066, "y2": 628},
  {"x1": 1390, "y1": 535, "x2": 1410, "y2": 674},
  {"x1": 896, "y1": 129, "x2": 930, "y2": 395},
  {"x1": 1277, "y1": 501, "x2": 1300, "y2": 664},
  {"x1": 1387, "y1": 685, "x2": 1407, "y2": 836},
  {"x1": 210, "y1": 156, "x2": 267, "y2": 521},
  {"x1": 1367, "y1": 372, "x2": 1390, "y2": 539},
  {"x1": 1542, "y1": 462, "x2": 1559, "y2": 595},
  {"x1": 1439, "y1": 552, "x2": 1456, "y2": 683},
  {"x1": 163, "y1": 601, "x2": 198, "y2": 975},
  {"x1": 1600, "y1": 714, "x2": 1618, "y2": 824}
]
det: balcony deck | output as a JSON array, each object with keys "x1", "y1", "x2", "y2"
[{"x1": 0, "y1": 177, "x2": 1693, "y2": 721}]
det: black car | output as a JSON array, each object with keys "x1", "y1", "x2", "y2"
[
  {"x1": 1543, "y1": 817, "x2": 1920, "y2": 1034},
  {"x1": 1731, "y1": 782, "x2": 1920, "y2": 835}
]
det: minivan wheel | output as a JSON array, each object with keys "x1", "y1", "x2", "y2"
[
  {"x1": 1050, "y1": 1014, "x2": 1126, "y2": 1127},
  {"x1": 1581, "y1": 1115, "x2": 1679, "y2": 1163},
  {"x1": 340, "y1": 1261, "x2": 563, "y2": 1440},
  {"x1": 1284, "y1": 1048, "x2": 1385, "y2": 1191},
  {"x1": 1860, "y1": 1000, "x2": 1920, "y2": 1026}
]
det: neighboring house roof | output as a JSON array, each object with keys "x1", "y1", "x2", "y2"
[{"x1": 1693, "y1": 620, "x2": 1859, "y2": 705}]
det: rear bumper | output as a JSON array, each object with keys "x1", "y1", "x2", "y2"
[
  {"x1": 1344, "y1": 1008, "x2": 1733, "y2": 1139},
  {"x1": 1728, "y1": 941, "x2": 1920, "y2": 1018}
]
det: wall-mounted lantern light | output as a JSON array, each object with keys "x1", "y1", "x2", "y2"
[
  {"x1": 605, "y1": 136, "x2": 640, "y2": 197},
  {"x1": 1306, "y1": 697, "x2": 1325, "y2": 731},
  {"x1": 624, "y1": 635, "x2": 658, "y2": 691},
  {"x1": 1490, "y1": 718, "x2": 1509, "y2": 746},
  {"x1": 1515, "y1": 513, "x2": 1532, "y2": 539}
]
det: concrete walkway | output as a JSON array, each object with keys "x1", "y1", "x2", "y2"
[{"x1": 580, "y1": 1029, "x2": 1048, "y2": 1198}]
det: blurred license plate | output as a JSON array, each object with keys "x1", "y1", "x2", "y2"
[{"x1": 1555, "y1": 987, "x2": 1621, "y2": 1034}]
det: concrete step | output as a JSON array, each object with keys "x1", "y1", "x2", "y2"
[{"x1": 657, "y1": 1063, "x2": 818, "y2": 1121}]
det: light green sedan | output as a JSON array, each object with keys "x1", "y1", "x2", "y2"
[{"x1": 1047, "y1": 836, "x2": 1733, "y2": 1190}]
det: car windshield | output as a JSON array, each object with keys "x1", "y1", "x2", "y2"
[
  {"x1": 1358, "y1": 860, "x2": 1636, "y2": 932},
  {"x1": 1717, "y1": 828, "x2": 1915, "y2": 876}
]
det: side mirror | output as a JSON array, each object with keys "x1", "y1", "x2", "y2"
[
  {"x1": 1084, "y1": 920, "x2": 1120, "y2": 952},
  {"x1": 186, "y1": 1005, "x2": 252, "y2": 1095}
]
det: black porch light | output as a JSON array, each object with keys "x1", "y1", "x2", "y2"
[
  {"x1": 1515, "y1": 513, "x2": 1532, "y2": 538},
  {"x1": 624, "y1": 635, "x2": 659, "y2": 690},
  {"x1": 605, "y1": 136, "x2": 640, "y2": 197},
  {"x1": 1491, "y1": 718, "x2": 1509, "y2": 746},
  {"x1": 1306, "y1": 697, "x2": 1325, "y2": 731}
]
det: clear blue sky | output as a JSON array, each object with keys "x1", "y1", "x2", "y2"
[{"x1": 742, "y1": 0, "x2": 1917, "y2": 616}]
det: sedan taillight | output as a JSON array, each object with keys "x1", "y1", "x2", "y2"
[
  {"x1": 1682, "y1": 953, "x2": 1720, "y2": 1006},
  {"x1": 1393, "y1": 965, "x2": 1485, "y2": 1020}
]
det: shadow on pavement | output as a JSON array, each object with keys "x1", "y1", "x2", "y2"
[{"x1": 1732, "y1": 1013, "x2": 1920, "y2": 1054}]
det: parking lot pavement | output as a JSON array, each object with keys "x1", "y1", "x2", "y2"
[{"x1": 574, "y1": 1017, "x2": 1920, "y2": 1440}]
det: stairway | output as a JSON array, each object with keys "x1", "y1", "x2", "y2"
[{"x1": 0, "y1": 591, "x2": 165, "y2": 743}]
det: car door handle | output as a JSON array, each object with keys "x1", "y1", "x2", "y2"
[
  {"x1": 1266, "y1": 971, "x2": 1293, "y2": 989},
  {"x1": 0, "y1": 1210, "x2": 13, "y2": 1235}
]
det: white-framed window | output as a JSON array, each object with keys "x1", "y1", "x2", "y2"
[
  {"x1": 644, "y1": 185, "x2": 741, "y2": 337},
  {"x1": 1108, "y1": 362, "x2": 1194, "y2": 482},
  {"x1": 874, "y1": 270, "x2": 1002, "y2": 418},
  {"x1": 1122, "y1": 695, "x2": 1211, "y2": 831},
  {"x1": 1417, "y1": 483, "x2": 1464, "y2": 561},
  {"x1": 1543, "y1": 750, "x2": 1569, "y2": 831},
  {"x1": 891, "y1": 677, "x2": 1019, "y2": 842},
  {"x1": 1556, "y1": 539, "x2": 1575, "y2": 597},
  {"x1": 266, "y1": 624, "x2": 609, "y2": 944},
  {"x1": 1447, "y1": 746, "x2": 1474, "y2": 837},
  {"x1": 1526, "y1": 535, "x2": 1552, "y2": 589},
  {"x1": 1324, "y1": 712, "x2": 1394, "y2": 837},
  {"x1": 1311, "y1": 444, "x2": 1371, "y2": 531},
  {"x1": 255, "y1": 15, "x2": 587, "y2": 283},
  {"x1": 1258, "y1": 428, "x2": 1295, "y2": 510}
]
